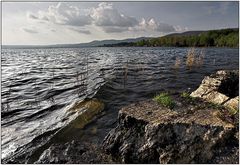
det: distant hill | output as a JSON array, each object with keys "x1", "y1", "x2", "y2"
[
  {"x1": 2, "y1": 37, "x2": 152, "y2": 49},
  {"x1": 164, "y1": 31, "x2": 205, "y2": 37},
  {"x1": 164, "y1": 28, "x2": 238, "y2": 37},
  {"x1": 3, "y1": 28, "x2": 238, "y2": 49},
  {"x1": 78, "y1": 37, "x2": 152, "y2": 47}
]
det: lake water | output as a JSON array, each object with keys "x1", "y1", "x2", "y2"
[{"x1": 1, "y1": 47, "x2": 239, "y2": 162}]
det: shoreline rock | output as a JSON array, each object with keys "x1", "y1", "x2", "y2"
[
  {"x1": 36, "y1": 141, "x2": 114, "y2": 164},
  {"x1": 102, "y1": 70, "x2": 239, "y2": 163},
  {"x1": 103, "y1": 91, "x2": 238, "y2": 163},
  {"x1": 190, "y1": 70, "x2": 239, "y2": 113}
]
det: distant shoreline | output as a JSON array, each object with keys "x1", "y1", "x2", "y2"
[
  {"x1": 2, "y1": 46, "x2": 239, "y2": 50},
  {"x1": 2, "y1": 28, "x2": 238, "y2": 49}
]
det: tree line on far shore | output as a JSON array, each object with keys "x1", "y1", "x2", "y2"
[{"x1": 102, "y1": 28, "x2": 239, "y2": 47}]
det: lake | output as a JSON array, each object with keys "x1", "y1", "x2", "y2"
[{"x1": 1, "y1": 47, "x2": 239, "y2": 162}]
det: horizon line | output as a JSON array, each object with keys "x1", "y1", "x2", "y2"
[{"x1": 2, "y1": 27, "x2": 238, "y2": 47}]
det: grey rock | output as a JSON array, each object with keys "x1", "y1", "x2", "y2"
[
  {"x1": 191, "y1": 70, "x2": 239, "y2": 111},
  {"x1": 36, "y1": 141, "x2": 114, "y2": 164},
  {"x1": 102, "y1": 99, "x2": 238, "y2": 164}
]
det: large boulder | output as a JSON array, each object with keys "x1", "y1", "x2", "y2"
[
  {"x1": 190, "y1": 70, "x2": 239, "y2": 112},
  {"x1": 102, "y1": 99, "x2": 238, "y2": 164}
]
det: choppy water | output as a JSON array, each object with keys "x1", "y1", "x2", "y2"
[{"x1": 1, "y1": 47, "x2": 239, "y2": 161}]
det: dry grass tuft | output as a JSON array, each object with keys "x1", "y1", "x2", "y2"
[
  {"x1": 174, "y1": 57, "x2": 181, "y2": 69},
  {"x1": 186, "y1": 47, "x2": 195, "y2": 68},
  {"x1": 195, "y1": 49, "x2": 205, "y2": 67},
  {"x1": 185, "y1": 48, "x2": 205, "y2": 69}
]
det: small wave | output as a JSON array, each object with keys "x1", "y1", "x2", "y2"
[{"x1": 1, "y1": 47, "x2": 238, "y2": 163}]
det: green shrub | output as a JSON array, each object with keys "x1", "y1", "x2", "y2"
[
  {"x1": 153, "y1": 93, "x2": 175, "y2": 109},
  {"x1": 180, "y1": 91, "x2": 196, "y2": 102},
  {"x1": 180, "y1": 91, "x2": 190, "y2": 98}
]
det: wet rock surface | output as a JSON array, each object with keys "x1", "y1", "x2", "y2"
[
  {"x1": 36, "y1": 141, "x2": 114, "y2": 164},
  {"x1": 102, "y1": 97, "x2": 239, "y2": 164}
]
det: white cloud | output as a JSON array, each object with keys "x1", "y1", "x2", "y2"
[
  {"x1": 28, "y1": 3, "x2": 92, "y2": 26},
  {"x1": 174, "y1": 25, "x2": 188, "y2": 32},
  {"x1": 91, "y1": 2, "x2": 138, "y2": 27},
  {"x1": 130, "y1": 18, "x2": 177, "y2": 33},
  {"x1": 27, "y1": 2, "x2": 185, "y2": 34},
  {"x1": 22, "y1": 27, "x2": 38, "y2": 33}
]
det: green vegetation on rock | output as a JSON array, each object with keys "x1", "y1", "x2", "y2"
[
  {"x1": 180, "y1": 91, "x2": 191, "y2": 98},
  {"x1": 153, "y1": 93, "x2": 175, "y2": 109},
  {"x1": 180, "y1": 91, "x2": 196, "y2": 103}
]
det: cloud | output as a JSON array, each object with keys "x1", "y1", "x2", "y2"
[
  {"x1": 90, "y1": 3, "x2": 180, "y2": 33},
  {"x1": 130, "y1": 18, "x2": 177, "y2": 33},
  {"x1": 174, "y1": 25, "x2": 188, "y2": 32},
  {"x1": 27, "y1": 2, "x2": 185, "y2": 34},
  {"x1": 101, "y1": 26, "x2": 129, "y2": 33},
  {"x1": 156, "y1": 23, "x2": 176, "y2": 33},
  {"x1": 28, "y1": 3, "x2": 92, "y2": 26},
  {"x1": 91, "y1": 2, "x2": 138, "y2": 27},
  {"x1": 22, "y1": 28, "x2": 38, "y2": 33},
  {"x1": 70, "y1": 28, "x2": 91, "y2": 34},
  {"x1": 27, "y1": 12, "x2": 38, "y2": 19}
]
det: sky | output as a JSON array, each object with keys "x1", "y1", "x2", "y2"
[{"x1": 2, "y1": 1, "x2": 239, "y2": 45}]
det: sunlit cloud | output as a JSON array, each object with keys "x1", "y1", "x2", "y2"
[{"x1": 28, "y1": 2, "x2": 183, "y2": 34}]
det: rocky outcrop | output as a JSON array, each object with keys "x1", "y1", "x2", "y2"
[
  {"x1": 190, "y1": 70, "x2": 239, "y2": 112},
  {"x1": 36, "y1": 141, "x2": 114, "y2": 164},
  {"x1": 102, "y1": 98, "x2": 238, "y2": 164}
]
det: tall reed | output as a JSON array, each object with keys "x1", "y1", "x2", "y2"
[
  {"x1": 185, "y1": 47, "x2": 205, "y2": 69},
  {"x1": 174, "y1": 57, "x2": 181, "y2": 69},
  {"x1": 186, "y1": 47, "x2": 195, "y2": 68},
  {"x1": 195, "y1": 49, "x2": 205, "y2": 67}
]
